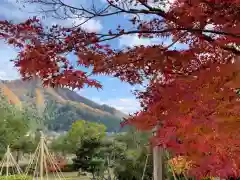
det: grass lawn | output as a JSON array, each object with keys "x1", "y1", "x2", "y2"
[{"x1": 47, "y1": 172, "x2": 90, "y2": 180}]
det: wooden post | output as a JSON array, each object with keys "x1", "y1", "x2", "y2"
[
  {"x1": 6, "y1": 145, "x2": 10, "y2": 176},
  {"x1": 153, "y1": 146, "x2": 163, "y2": 180},
  {"x1": 153, "y1": 124, "x2": 163, "y2": 180},
  {"x1": 40, "y1": 131, "x2": 44, "y2": 180},
  {"x1": 141, "y1": 154, "x2": 149, "y2": 180}
]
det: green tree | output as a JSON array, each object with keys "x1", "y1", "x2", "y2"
[
  {"x1": 98, "y1": 137, "x2": 127, "y2": 180},
  {"x1": 111, "y1": 127, "x2": 153, "y2": 180},
  {"x1": 11, "y1": 135, "x2": 37, "y2": 163},
  {"x1": 0, "y1": 95, "x2": 30, "y2": 157},
  {"x1": 71, "y1": 126, "x2": 153, "y2": 180},
  {"x1": 50, "y1": 135, "x2": 71, "y2": 155},
  {"x1": 73, "y1": 138, "x2": 105, "y2": 180},
  {"x1": 113, "y1": 146, "x2": 153, "y2": 180},
  {"x1": 0, "y1": 93, "x2": 42, "y2": 163},
  {"x1": 66, "y1": 120, "x2": 106, "y2": 153},
  {"x1": 50, "y1": 120, "x2": 107, "y2": 154},
  {"x1": 114, "y1": 127, "x2": 150, "y2": 149}
]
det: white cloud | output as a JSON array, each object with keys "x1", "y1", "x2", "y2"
[
  {"x1": 108, "y1": 77, "x2": 117, "y2": 81},
  {"x1": 70, "y1": 18, "x2": 103, "y2": 33},
  {"x1": 148, "y1": 0, "x2": 176, "y2": 12},
  {"x1": 0, "y1": 1, "x2": 31, "y2": 80},
  {"x1": 91, "y1": 97, "x2": 140, "y2": 114},
  {"x1": 100, "y1": 0, "x2": 176, "y2": 12},
  {"x1": 50, "y1": 18, "x2": 102, "y2": 33},
  {"x1": 119, "y1": 34, "x2": 168, "y2": 47},
  {"x1": 0, "y1": 42, "x2": 20, "y2": 80},
  {"x1": 203, "y1": 23, "x2": 219, "y2": 39},
  {"x1": 119, "y1": 35, "x2": 153, "y2": 47},
  {"x1": 130, "y1": 83, "x2": 148, "y2": 93},
  {"x1": 1, "y1": 0, "x2": 102, "y2": 33},
  {"x1": 75, "y1": 89, "x2": 85, "y2": 93},
  {"x1": 117, "y1": 0, "x2": 177, "y2": 47},
  {"x1": 118, "y1": 32, "x2": 186, "y2": 49}
]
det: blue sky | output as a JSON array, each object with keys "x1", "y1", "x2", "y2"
[{"x1": 0, "y1": 0, "x2": 187, "y2": 114}]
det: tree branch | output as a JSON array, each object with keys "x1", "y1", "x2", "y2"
[
  {"x1": 97, "y1": 28, "x2": 240, "y2": 39},
  {"x1": 21, "y1": 0, "x2": 240, "y2": 55}
]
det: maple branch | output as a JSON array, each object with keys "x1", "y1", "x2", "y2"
[
  {"x1": 21, "y1": 0, "x2": 240, "y2": 55},
  {"x1": 97, "y1": 29, "x2": 240, "y2": 55},
  {"x1": 97, "y1": 28, "x2": 240, "y2": 40},
  {"x1": 108, "y1": 0, "x2": 240, "y2": 55},
  {"x1": 137, "y1": 1, "x2": 240, "y2": 55},
  {"x1": 23, "y1": 0, "x2": 156, "y2": 19},
  {"x1": 136, "y1": 0, "x2": 167, "y2": 15}
]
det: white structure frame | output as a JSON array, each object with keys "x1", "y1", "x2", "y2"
[
  {"x1": 25, "y1": 131, "x2": 66, "y2": 180},
  {"x1": 0, "y1": 145, "x2": 23, "y2": 178}
]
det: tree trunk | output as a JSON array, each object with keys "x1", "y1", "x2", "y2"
[
  {"x1": 92, "y1": 172, "x2": 96, "y2": 180},
  {"x1": 16, "y1": 149, "x2": 20, "y2": 164}
]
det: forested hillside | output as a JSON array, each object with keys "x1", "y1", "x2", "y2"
[{"x1": 0, "y1": 79, "x2": 127, "y2": 132}]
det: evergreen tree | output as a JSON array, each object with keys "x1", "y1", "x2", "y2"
[{"x1": 73, "y1": 138, "x2": 105, "y2": 179}]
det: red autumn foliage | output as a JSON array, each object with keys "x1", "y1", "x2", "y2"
[
  {"x1": 127, "y1": 62, "x2": 240, "y2": 178},
  {"x1": 47, "y1": 156, "x2": 67, "y2": 172},
  {"x1": 0, "y1": 0, "x2": 240, "y2": 178}
]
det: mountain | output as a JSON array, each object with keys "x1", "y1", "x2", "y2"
[{"x1": 0, "y1": 79, "x2": 127, "y2": 132}]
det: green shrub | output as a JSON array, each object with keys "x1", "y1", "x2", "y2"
[
  {"x1": 0, "y1": 175, "x2": 32, "y2": 180},
  {"x1": 61, "y1": 163, "x2": 75, "y2": 172}
]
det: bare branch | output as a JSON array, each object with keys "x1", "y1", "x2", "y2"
[{"x1": 19, "y1": 0, "x2": 240, "y2": 55}]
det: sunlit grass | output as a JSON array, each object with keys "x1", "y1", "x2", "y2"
[{"x1": 47, "y1": 172, "x2": 90, "y2": 180}]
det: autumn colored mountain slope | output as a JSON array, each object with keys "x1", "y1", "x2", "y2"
[{"x1": 0, "y1": 79, "x2": 126, "y2": 132}]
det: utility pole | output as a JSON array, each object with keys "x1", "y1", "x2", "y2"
[{"x1": 153, "y1": 123, "x2": 163, "y2": 180}]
